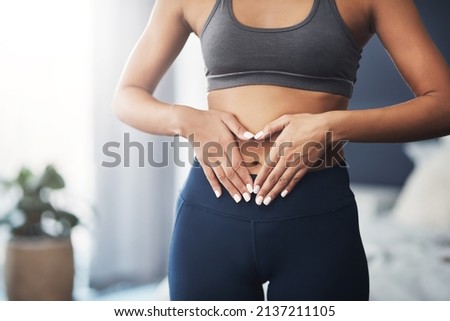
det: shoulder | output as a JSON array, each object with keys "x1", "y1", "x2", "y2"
[
  {"x1": 366, "y1": 0, "x2": 417, "y2": 11},
  {"x1": 179, "y1": 0, "x2": 218, "y2": 36},
  {"x1": 365, "y1": 0, "x2": 422, "y2": 32},
  {"x1": 340, "y1": 0, "x2": 422, "y2": 31},
  {"x1": 180, "y1": 0, "x2": 215, "y2": 12}
]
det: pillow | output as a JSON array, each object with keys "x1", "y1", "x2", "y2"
[{"x1": 391, "y1": 141, "x2": 450, "y2": 230}]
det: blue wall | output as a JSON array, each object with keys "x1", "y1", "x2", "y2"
[{"x1": 346, "y1": 0, "x2": 450, "y2": 186}]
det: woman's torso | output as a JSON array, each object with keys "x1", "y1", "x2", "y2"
[{"x1": 182, "y1": 0, "x2": 374, "y2": 174}]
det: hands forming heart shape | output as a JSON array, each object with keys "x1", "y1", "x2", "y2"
[{"x1": 185, "y1": 109, "x2": 343, "y2": 205}]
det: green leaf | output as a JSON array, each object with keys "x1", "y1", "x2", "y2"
[
  {"x1": 54, "y1": 210, "x2": 79, "y2": 228},
  {"x1": 37, "y1": 165, "x2": 65, "y2": 190},
  {"x1": 16, "y1": 167, "x2": 33, "y2": 191},
  {"x1": 2, "y1": 164, "x2": 81, "y2": 237}
]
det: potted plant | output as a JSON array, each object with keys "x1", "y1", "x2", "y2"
[{"x1": 0, "y1": 165, "x2": 79, "y2": 300}]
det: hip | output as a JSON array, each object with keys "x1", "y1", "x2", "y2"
[{"x1": 177, "y1": 159, "x2": 357, "y2": 222}]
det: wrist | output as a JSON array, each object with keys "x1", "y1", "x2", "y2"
[
  {"x1": 323, "y1": 110, "x2": 348, "y2": 143},
  {"x1": 171, "y1": 104, "x2": 202, "y2": 138}
]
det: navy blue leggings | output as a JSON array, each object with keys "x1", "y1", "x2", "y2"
[{"x1": 168, "y1": 162, "x2": 369, "y2": 300}]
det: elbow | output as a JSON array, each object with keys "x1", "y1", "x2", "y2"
[
  {"x1": 437, "y1": 91, "x2": 450, "y2": 135},
  {"x1": 445, "y1": 104, "x2": 450, "y2": 136},
  {"x1": 430, "y1": 91, "x2": 450, "y2": 137},
  {"x1": 111, "y1": 87, "x2": 128, "y2": 123}
]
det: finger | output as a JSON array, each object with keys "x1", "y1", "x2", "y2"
[
  {"x1": 262, "y1": 166, "x2": 299, "y2": 204},
  {"x1": 212, "y1": 164, "x2": 246, "y2": 203},
  {"x1": 227, "y1": 141, "x2": 254, "y2": 194},
  {"x1": 200, "y1": 163, "x2": 222, "y2": 198},
  {"x1": 255, "y1": 157, "x2": 296, "y2": 205},
  {"x1": 260, "y1": 154, "x2": 305, "y2": 203},
  {"x1": 221, "y1": 113, "x2": 254, "y2": 140},
  {"x1": 253, "y1": 140, "x2": 284, "y2": 193},
  {"x1": 221, "y1": 152, "x2": 252, "y2": 202},
  {"x1": 254, "y1": 115, "x2": 291, "y2": 140},
  {"x1": 253, "y1": 162, "x2": 273, "y2": 196},
  {"x1": 280, "y1": 167, "x2": 309, "y2": 198}
]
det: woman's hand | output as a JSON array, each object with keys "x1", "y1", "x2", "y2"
[
  {"x1": 181, "y1": 108, "x2": 255, "y2": 203},
  {"x1": 253, "y1": 113, "x2": 333, "y2": 205}
]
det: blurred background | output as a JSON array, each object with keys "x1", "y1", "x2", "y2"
[{"x1": 0, "y1": 0, "x2": 449, "y2": 301}]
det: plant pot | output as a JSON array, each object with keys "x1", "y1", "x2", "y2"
[{"x1": 4, "y1": 237, "x2": 74, "y2": 300}]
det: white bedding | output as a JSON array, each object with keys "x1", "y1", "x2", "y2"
[{"x1": 359, "y1": 210, "x2": 450, "y2": 300}]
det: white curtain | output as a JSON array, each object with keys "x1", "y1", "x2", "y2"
[
  {"x1": 89, "y1": 0, "x2": 206, "y2": 290},
  {"x1": 90, "y1": 0, "x2": 176, "y2": 288}
]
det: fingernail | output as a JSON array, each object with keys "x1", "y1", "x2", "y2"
[
  {"x1": 255, "y1": 195, "x2": 264, "y2": 206},
  {"x1": 243, "y1": 192, "x2": 251, "y2": 202},
  {"x1": 253, "y1": 185, "x2": 260, "y2": 194},
  {"x1": 263, "y1": 196, "x2": 272, "y2": 206},
  {"x1": 254, "y1": 131, "x2": 264, "y2": 140},
  {"x1": 233, "y1": 194, "x2": 242, "y2": 203},
  {"x1": 246, "y1": 184, "x2": 253, "y2": 194},
  {"x1": 214, "y1": 190, "x2": 221, "y2": 198},
  {"x1": 281, "y1": 190, "x2": 288, "y2": 198},
  {"x1": 243, "y1": 131, "x2": 254, "y2": 139}
]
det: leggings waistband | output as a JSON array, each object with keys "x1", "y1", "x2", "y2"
[{"x1": 178, "y1": 162, "x2": 356, "y2": 221}]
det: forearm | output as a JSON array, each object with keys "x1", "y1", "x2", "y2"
[
  {"x1": 327, "y1": 93, "x2": 450, "y2": 143},
  {"x1": 112, "y1": 86, "x2": 193, "y2": 137}
]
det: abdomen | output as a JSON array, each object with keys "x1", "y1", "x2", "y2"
[{"x1": 207, "y1": 85, "x2": 349, "y2": 174}]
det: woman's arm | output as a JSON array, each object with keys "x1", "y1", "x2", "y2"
[
  {"x1": 113, "y1": 0, "x2": 255, "y2": 202},
  {"x1": 112, "y1": 0, "x2": 190, "y2": 136},
  {"x1": 253, "y1": 0, "x2": 450, "y2": 205},
  {"x1": 328, "y1": 0, "x2": 450, "y2": 142}
]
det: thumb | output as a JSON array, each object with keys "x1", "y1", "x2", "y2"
[
  {"x1": 221, "y1": 114, "x2": 254, "y2": 140},
  {"x1": 254, "y1": 115, "x2": 291, "y2": 140}
]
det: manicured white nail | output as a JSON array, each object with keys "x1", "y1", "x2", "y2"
[
  {"x1": 256, "y1": 195, "x2": 264, "y2": 206},
  {"x1": 263, "y1": 196, "x2": 272, "y2": 206},
  {"x1": 246, "y1": 184, "x2": 253, "y2": 194},
  {"x1": 253, "y1": 185, "x2": 260, "y2": 194},
  {"x1": 233, "y1": 194, "x2": 242, "y2": 203},
  {"x1": 254, "y1": 131, "x2": 265, "y2": 140},
  {"x1": 214, "y1": 190, "x2": 221, "y2": 198},
  {"x1": 281, "y1": 190, "x2": 288, "y2": 198},
  {"x1": 243, "y1": 192, "x2": 251, "y2": 202},
  {"x1": 243, "y1": 131, "x2": 254, "y2": 139}
]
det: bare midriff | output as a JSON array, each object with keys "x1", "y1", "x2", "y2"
[{"x1": 208, "y1": 85, "x2": 349, "y2": 175}]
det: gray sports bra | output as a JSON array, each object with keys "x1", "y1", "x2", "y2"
[{"x1": 200, "y1": 0, "x2": 362, "y2": 98}]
